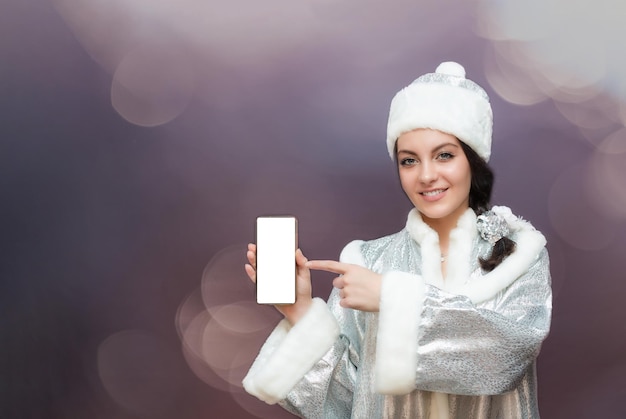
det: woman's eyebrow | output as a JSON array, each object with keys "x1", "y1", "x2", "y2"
[
  {"x1": 397, "y1": 143, "x2": 460, "y2": 155},
  {"x1": 432, "y1": 142, "x2": 460, "y2": 152}
]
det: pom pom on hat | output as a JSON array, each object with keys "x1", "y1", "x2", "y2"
[
  {"x1": 436, "y1": 61, "x2": 466, "y2": 78},
  {"x1": 386, "y1": 61, "x2": 493, "y2": 161}
]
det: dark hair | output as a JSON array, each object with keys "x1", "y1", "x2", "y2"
[
  {"x1": 460, "y1": 141, "x2": 493, "y2": 215},
  {"x1": 458, "y1": 141, "x2": 515, "y2": 272}
]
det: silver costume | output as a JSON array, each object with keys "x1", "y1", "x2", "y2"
[{"x1": 244, "y1": 206, "x2": 552, "y2": 419}]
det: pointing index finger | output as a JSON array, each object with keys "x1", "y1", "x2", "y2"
[{"x1": 306, "y1": 260, "x2": 349, "y2": 274}]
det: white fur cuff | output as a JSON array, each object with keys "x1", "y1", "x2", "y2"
[
  {"x1": 242, "y1": 298, "x2": 340, "y2": 404},
  {"x1": 375, "y1": 271, "x2": 426, "y2": 394}
]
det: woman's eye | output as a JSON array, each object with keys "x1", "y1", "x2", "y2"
[
  {"x1": 400, "y1": 158, "x2": 417, "y2": 166},
  {"x1": 437, "y1": 152, "x2": 453, "y2": 160}
]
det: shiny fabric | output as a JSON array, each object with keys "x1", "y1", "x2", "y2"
[{"x1": 279, "y1": 219, "x2": 552, "y2": 419}]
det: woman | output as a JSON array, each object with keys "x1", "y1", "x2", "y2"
[{"x1": 243, "y1": 62, "x2": 552, "y2": 419}]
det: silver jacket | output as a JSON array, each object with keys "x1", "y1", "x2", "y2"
[{"x1": 243, "y1": 207, "x2": 552, "y2": 419}]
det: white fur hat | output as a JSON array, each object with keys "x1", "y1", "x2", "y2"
[{"x1": 386, "y1": 61, "x2": 493, "y2": 161}]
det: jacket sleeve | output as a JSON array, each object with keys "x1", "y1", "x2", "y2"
[
  {"x1": 242, "y1": 297, "x2": 341, "y2": 405},
  {"x1": 375, "y1": 248, "x2": 552, "y2": 396},
  {"x1": 243, "y1": 241, "x2": 367, "y2": 418},
  {"x1": 277, "y1": 287, "x2": 360, "y2": 418}
]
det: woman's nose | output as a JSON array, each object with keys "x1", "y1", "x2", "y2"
[{"x1": 419, "y1": 162, "x2": 437, "y2": 183}]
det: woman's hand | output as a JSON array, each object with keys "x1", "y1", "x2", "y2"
[
  {"x1": 305, "y1": 260, "x2": 382, "y2": 312},
  {"x1": 245, "y1": 243, "x2": 313, "y2": 325}
]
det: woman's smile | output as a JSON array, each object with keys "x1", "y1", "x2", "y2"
[{"x1": 420, "y1": 188, "x2": 448, "y2": 199}]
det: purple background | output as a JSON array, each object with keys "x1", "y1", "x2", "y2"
[{"x1": 2, "y1": 1, "x2": 625, "y2": 418}]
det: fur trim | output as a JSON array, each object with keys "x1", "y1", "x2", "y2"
[
  {"x1": 375, "y1": 271, "x2": 425, "y2": 394},
  {"x1": 406, "y1": 208, "x2": 476, "y2": 290},
  {"x1": 242, "y1": 298, "x2": 339, "y2": 404},
  {"x1": 406, "y1": 209, "x2": 444, "y2": 288},
  {"x1": 339, "y1": 240, "x2": 366, "y2": 265},
  {"x1": 405, "y1": 206, "x2": 546, "y2": 304},
  {"x1": 442, "y1": 209, "x2": 476, "y2": 290},
  {"x1": 460, "y1": 227, "x2": 546, "y2": 303}
]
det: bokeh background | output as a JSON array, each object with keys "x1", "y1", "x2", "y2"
[{"x1": 2, "y1": 0, "x2": 626, "y2": 418}]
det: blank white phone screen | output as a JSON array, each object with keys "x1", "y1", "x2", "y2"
[{"x1": 256, "y1": 216, "x2": 297, "y2": 304}]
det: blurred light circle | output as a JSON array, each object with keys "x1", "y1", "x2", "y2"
[
  {"x1": 201, "y1": 245, "x2": 266, "y2": 315},
  {"x1": 553, "y1": 94, "x2": 621, "y2": 131},
  {"x1": 583, "y1": 134, "x2": 626, "y2": 220},
  {"x1": 477, "y1": 0, "x2": 626, "y2": 102},
  {"x1": 210, "y1": 301, "x2": 274, "y2": 334},
  {"x1": 180, "y1": 307, "x2": 275, "y2": 388},
  {"x1": 548, "y1": 164, "x2": 615, "y2": 250},
  {"x1": 201, "y1": 316, "x2": 261, "y2": 376},
  {"x1": 179, "y1": 308, "x2": 243, "y2": 392},
  {"x1": 177, "y1": 288, "x2": 279, "y2": 390},
  {"x1": 97, "y1": 330, "x2": 183, "y2": 417},
  {"x1": 175, "y1": 288, "x2": 205, "y2": 341},
  {"x1": 180, "y1": 339, "x2": 231, "y2": 392},
  {"x1": 111, "y1": 46, "x2": 194, "y2": 127},
  {"x1": 52, "y1": 0, "x2": 135, "y2": 72},
  {"x1": 179, "y1": 303, "x2": 211, "y2": 361},
  {"x1": 476, "y1": 0, "x2": 553, "y2": 42},
  {"x1": 484, "y1": 43, "x2": 547, "y2": 106},
  {"x1": 596, "y1": 127, "x2": 626, "y2": 154},
  {"x1": 541, "y1": 82, "x2": 599, "y2": 105},
  {"x1": 531, "y1": 37, "x2": 606, "y2": 91},
  {"x1": 620, "y1": 102, "x2": 626, "y2": 125}
]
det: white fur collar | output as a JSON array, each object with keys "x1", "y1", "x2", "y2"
[{"x1": 405, "y1": 206, "x2": 546, "y2": 304}]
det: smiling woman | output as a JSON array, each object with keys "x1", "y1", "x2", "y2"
[{"x1": 242, "y1": 62, "x2": 552, "y2": 419}]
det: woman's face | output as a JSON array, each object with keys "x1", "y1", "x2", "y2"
[{"x1": 397, "y1": 129, "x2": 472, "y2": 226}]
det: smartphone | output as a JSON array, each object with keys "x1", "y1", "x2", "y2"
[{"x1": 255, "y1": 216, "x2": 297, "y2": 304}]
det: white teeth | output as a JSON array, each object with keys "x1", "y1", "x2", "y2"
[{"x1": 422, "y1": 189, "x2": 445, "y2": 196}]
